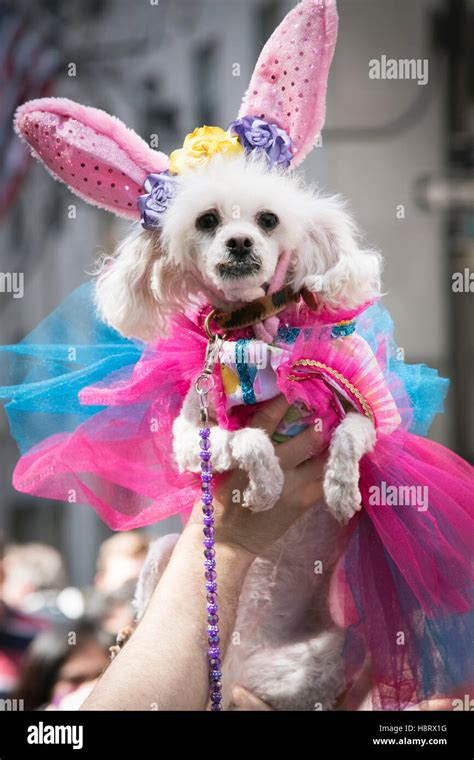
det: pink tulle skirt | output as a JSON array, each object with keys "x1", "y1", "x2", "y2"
[
  {"x1": 8, "y1": 307, "x2": 474, "y2": 708},
  {"x1": 331, "y1": 429, "x2": 474, "y2": 708}
]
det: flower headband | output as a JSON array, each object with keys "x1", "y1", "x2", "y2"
[{"x1": 137, "y1": 117, "x2": 294, "y2": 231}]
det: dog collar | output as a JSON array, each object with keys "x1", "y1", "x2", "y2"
[
  {"x1": 202, "y1": 288, "x2": 377, "y2": 339},
  {"x1": 204, "y1": 285, "x2": 300, "y2": 338}
]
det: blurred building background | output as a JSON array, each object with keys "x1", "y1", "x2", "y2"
[{"x1": 0, "y1": 0, "x2": 473, "y2": 586}]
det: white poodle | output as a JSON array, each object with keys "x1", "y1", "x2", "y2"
[
  {"x1": 96, "y1": 153, "x2": 379, "y2": 525},
  {"x1": 98, "y1": 151, "x2": 380, "y2": 710},
  {"x1": 16, "y1": 0, "x2": 379, "y2": 709}
]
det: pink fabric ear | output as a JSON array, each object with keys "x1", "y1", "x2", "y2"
[
  {"x1": 239, "y1": 0, "x2": 338, "y2": 167},
  {"x1": 15, "y1": 98, "x2": 169, "y2": 219}
]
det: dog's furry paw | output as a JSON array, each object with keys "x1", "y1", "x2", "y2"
[
  {"x1": 173, "y1": 442, "x2": 201, "y2": 473},
  {"x1": 230, "y1": 428, "x2": 284, "y2": 512},
  {"x1": 323, "y1": 466, "x2": 362, "y2": 524},
  {"x1": 209, "y1": 426, "x2": 234, "y2": 472},
  {"x1": 323, "y1": 412, "x2": 375, "y2": 524},
  {"x1": 173, "y1": 425, "x2": 233, "y2": 473}
]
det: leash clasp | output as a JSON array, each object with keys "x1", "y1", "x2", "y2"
[
  {"x1": 204, "y1": 309, "x2": 219, "y2": 340},
  {"x1": 195, "y1": 334, "x2": 223, "y2": 423}
]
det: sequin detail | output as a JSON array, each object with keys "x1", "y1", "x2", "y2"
[
  {"x1": 331, "y1": 320, "x2": 356, "y2": 339},
  {"x1": 238, "y1": 0, "x2": 339, "y2": 167},
  {"x1": 277, "y1": 325, "x2": 301, "y2": 344},
  {"x1": 235, "y1": 339, "x2": 257, "y2": 405}
]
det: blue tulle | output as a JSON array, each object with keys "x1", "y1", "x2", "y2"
[
  {"x1": 0, "y1": 283, "x2": 143, "y2": 454},
  {"x1": 357, "y1": 303, "x2": 449, "y2": 435},
  {"x1": 0, "y1": 289, "x2": 449, "y2": 458}
]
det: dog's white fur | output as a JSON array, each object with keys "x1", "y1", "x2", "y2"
[{"x1": 97, "y1": 153, "x2": 381, "y2": 708}]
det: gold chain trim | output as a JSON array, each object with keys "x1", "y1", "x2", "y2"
[{"x1": 288, "y1": 359, "x2": 375, "y2": 423}]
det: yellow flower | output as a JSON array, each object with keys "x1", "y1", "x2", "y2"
[{"x1": 169, "y1": 126, "x2": 243, "y2": 174}]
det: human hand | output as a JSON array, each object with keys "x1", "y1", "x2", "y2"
[
  {"x1": 230, "y1": 685, "x2": 273, "y2": 710},
  {"x1": 188, "y1": 395, "x2": 325, "y2": 558}
]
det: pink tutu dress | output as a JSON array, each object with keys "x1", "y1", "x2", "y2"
[{"x1": 1, "y1": 284, "x2": 472, "y2": 709}]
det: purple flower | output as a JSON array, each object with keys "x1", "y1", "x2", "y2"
[
  {"x1": 228, "y1": 116, "x2": 293, "y2": 168},
  {"x1": 137, "y1": 172, "x2": 176, "y2": 230}
]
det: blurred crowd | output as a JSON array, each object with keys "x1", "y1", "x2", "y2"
[{"x1": 0, "y1": 532, "x2": 151, "y2": 710}]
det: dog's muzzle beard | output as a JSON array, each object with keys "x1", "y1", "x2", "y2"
[{"x1": 216, "y1": 255, "x2": 262, "y2": 280}]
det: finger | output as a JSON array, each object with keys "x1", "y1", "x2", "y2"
[
  {"x1": 295, "y1": 457, "x2": 326, "y2": 511},
  {"x1": 249, "y1": 395, "x2": 289, "y2": 436},
  {"x1": 277, "y1": 425, "x2": 324, "y2": 469},
  {"x1": 292, "y1": 458, "x2": 326, "y2": 511},
  {"x1": 231, "y1": 685, "x2": 273, "y2": 711},
  {"x1": 295, "y1": 455, "x2": 327, "y2": 481},
  {"x1": 418, "y1": 698, "x2": 455, "y2": 711}
]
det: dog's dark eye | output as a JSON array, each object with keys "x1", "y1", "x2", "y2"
[
  {"x1": 196, "y1": 212, "x2": 220, "y2": 231},
  {"x1": 257, "y1": 211, "x2": 279, "y2": 231}
]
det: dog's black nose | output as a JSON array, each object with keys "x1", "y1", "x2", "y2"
[{"x1": 226, "y1": 237, "x2": 253, "y2": 256}]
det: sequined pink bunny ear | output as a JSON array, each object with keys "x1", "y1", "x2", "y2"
[
  {"x1": 15, "y1": 97, "x2": 169, "y2": 219},
  {"x1": 239, "y1": 0, "x2": 338, "y2": 167}
]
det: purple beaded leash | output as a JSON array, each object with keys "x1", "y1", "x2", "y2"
[{"x1": 195, "y1": 335, "x2": 224, "y2": 711}]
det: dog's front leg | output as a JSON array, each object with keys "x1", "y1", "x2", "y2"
[
  {"x1": 230, "y1": 427, "x2": 284, "y2": 512},
  {"x1": 323, "y1": 411, "x2": 376, "y2": 524},
  {"x1": 173, "y1": 390, "x2": 284, "y2": 512},
  {"x1": 173, "y1": 390, "x2": 234, "y2": 473}
]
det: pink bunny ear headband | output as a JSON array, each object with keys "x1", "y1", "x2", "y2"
[{"x1": 14, "y1": 0, "x2": 338, "y2": 230}]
